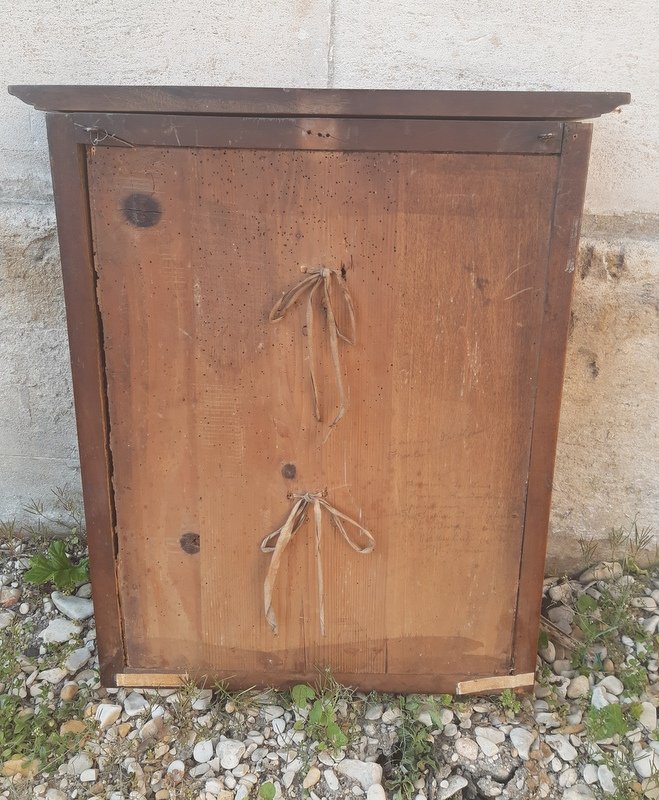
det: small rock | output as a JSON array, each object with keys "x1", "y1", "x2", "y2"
[
  {"x1": 68, "y1": 752, "x2": 93, "y2": 775},
  {"x1": 583, "y1": 764, "x2": 598, "y2": 784},
  {"x1": 591, "y1": 686, "x2": 610, "y2": 708},
  {"x1": 0, "y1": 610, "x2": 15, "y2": 629},
  {"x1": 365, "y1": 703, "x2": 383, "y2": 720},
  {"x1": 579, "y1": 562, "x2": 623, "y2": 583},
  {"x1": 477, "y1": 775, "x2": 503, "y2": 797},
  {"x1": 509, "y1": 728, "x2": 535, "y2": 760},
  {"x1": 535, "y1": 712, "x2": 561, "y2": 728},
  {"x1": 263, "y1": 705, "x2": 285, "y2": 720},
  {"x1": 639, "y1": 702, "x2": 657, "y2": 731},
  {"x1": 337, "y1": 759, "x2": 383, "y2": 789},
  {"x1": 438, "y1": 775, "x2": 468, "y2": 799},
  {"x1": 597, "y1": 765, "x2": 615, "y2": 794},
  {"x1": 76, "y1": 583, "x2": 93, "y2": 598},
  {"x1": 455, "y1": 737, "x2": 479, "y2": 760},
  {"x1": 167, "y1": 759, "x2": 185, "y2": 783},
  {"x1": 139, "y1": 716, "x2": 163, "y2": 740},
  {"x1": 39, "y1": 617, "x2": 81, "y2": 643},
  {"x1": 51, "y1": 591, "x2": 94, "y2": 620},
  {"x1": 634, "y1": 748, "x2": 659, "y2": 779},
  {"x1": 563, "y1": 785, "x2": 595, "y2": 800},
  {"x1": 567, "y1": 675, "x2": 590, "y2": 699},
  {"x1": 304, "y1": 767, "x2": 322, "y2": 788},
  {"x1": 95, "y1": 703, "x2": 122, "y2": 729},
  {"x1": 474, "y1": 726, "x2": 505, "y2": 744},
  {"x1": 476, "y1": 735, "x2": 499, "y2": 758},
  {"x1": 39, "y1": 667, "x2": 68, "y2": 684},
  {"x1": 560, "y1": 768, "x2": 578, "y2": 788},
  {"x1": 324, "y1": 769, "x2": 340, "y2": 791},
  {"x1": 539, "y1": 639, "x2": 556, "y2": 663},
  {"x1": 366, "y1": 786, "x2": 386, "y2": 800},
  {"x1": 546, "y1": 734, "x2": 578, "y2": 761},
  {"x1": 216, "y1": 738, "x2": 247, "y2": 770},
  {"x1": 124, "y1": 691, "x2": 149, "y2": 717},
  {"x1": 194, "y1": 740, "x2": 215, "y2": 764},
  {"x1": 60, "y1": 719, "x2": 87, "y2": 736},
  {"x1": 548, "y1": 605, "x2": 575, "y2": 633},
  {"x1": 46, "y1": 790, "x2": 67, "y2": 800},
  {"x1": 80, "y1": 768, "x2": 98, "y2": 782},
  {"x1": 60, "y1": 681, "x2": 79, "y2": 701},
  {"x1": 602, "y1": 658, "x2": 615, "y2": 674},
  {"x1": 631, "y1": 596, "x2": 657, "y2": 609},
  {"x1": 599, "y1": 675, "x2": 624, "y2": 696},
  {"x1": 0, "y1": 587, "x2": 21, "y2": 607},
  {"x1": 64, "y1": 647, "x2": 91, "y2": 673}
]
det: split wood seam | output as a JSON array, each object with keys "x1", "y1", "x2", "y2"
[
  {"x1": 261, "y1": 491, "x2": 375, "y2": 636},
  {"x1": 270, "y1": 266, "x2": 355, "y2": 438}
]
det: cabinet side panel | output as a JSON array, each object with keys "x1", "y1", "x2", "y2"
[
  {"x1": 513, "y1": 123, "x2": 593, "y2": 674},
  {"x1": 45, "y1": 114, "x2": 125, "y2": 684}
]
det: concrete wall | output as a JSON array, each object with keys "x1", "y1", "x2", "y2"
[{"x1": 1, "y1": 1, "x2": 657, "y2": 568}]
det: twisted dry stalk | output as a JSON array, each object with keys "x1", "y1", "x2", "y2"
[
  {"x1": 260, "y1": 491, "x2": 375, "y2": 636},
  {"x1": 270, "y1": 266, "x2": 355, "y2": 438}
]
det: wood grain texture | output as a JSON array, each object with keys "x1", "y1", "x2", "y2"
[
  {"x1": 512, "y1": 123, "x2": 593, "y2": 676},
  {"x1": 45, "y1": 114, "x2": 125, "y2": 684},
  {"x1": 68, "y1": 114, "x2": 563, "y2": 154},
  {"x1": 86, "y1": 144, "x2": 560, "y2": 690},
  {"x1": 9, "y1": 86, "x2": 630, "y2": 120}
]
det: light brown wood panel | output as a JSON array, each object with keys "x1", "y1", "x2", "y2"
[{"x1": 87, "y1": 146, "x2": 559, "y2": 688}]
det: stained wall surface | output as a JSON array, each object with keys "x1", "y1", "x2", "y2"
[{"x1": 0, "y1": 0, "x2": 657, "y2": 569}]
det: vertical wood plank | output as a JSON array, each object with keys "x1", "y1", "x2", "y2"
[
  {"x1": 512, "y1": 123, "x2": 593, "y2": 675},
  {"x1": 45, "y1": 113, "x2": 125, "y2": 684}
]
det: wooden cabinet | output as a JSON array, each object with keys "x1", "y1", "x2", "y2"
[{"x1": 10, "y1": 86, "x2": 629, "y2": 692}]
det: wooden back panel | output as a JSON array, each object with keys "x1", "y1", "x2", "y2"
[{"x1": 87, "y1": 146, "x2": 559, "y2": 689}]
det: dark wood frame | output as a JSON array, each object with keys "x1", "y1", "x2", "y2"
[
  {"x1": 11, "y1": 85, "x2": 628, "y2": 119},
  {"x1": 12, "y1": 87, "x2": 615, "y2": 690}
]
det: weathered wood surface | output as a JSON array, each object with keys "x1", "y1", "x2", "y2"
[
  {"x1": 9, "y1": 85, "x2": 630, "y2": 120},
  {"x1": 87, "y1": 145, "x2": 560, "y2": 689}
]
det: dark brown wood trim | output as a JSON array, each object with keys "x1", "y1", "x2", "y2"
[
  {"x1": 9, "y1": 86, "x2": 630, "y2": 120},
  {"x1": 512, "y1": 122, "x2": 593, "y2": 676},
  {"x1": 69, "y1": 113, "x2": 563, "y2": 154},
  {"x1": 45, "y1": 113, "x2": 125, "y2": 685}
]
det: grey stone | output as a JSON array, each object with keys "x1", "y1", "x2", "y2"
[
  {"x1": 546, "y1": 734, "x2": 578, "y2": 761},
  {"x1": 336, "y1": 759, "x2": 383, "y2": 789},
  {"x1": 51, "y1": 590, "x2": 94, "y2": 620},
  {"x1": 39, "y1": 617, "x2": 81, "y2": 643},
  {"x1": 216, "y1": 738, "x2": 246, "y2": 770},
  {"x1": 563, "y1": 785, "x2": 595, "y2": 800},
  {"x1": 193, "y1": 739, "x2": 214, "y2": 763},
  {"x1": 509, "y1": 727, "x2": 535, "y2": 760},
  {"x1": 324, "y1": 769, "x2": 340, "y2": 791},
  {"x1": 38, "y1": 667, "x2": 67, "y2": 683},
  {"x1": 579, "y1": 562, "x2": 623, "y2": 583},
  {"x1": 639, "y1": 701, "x2": 657, "y2": 731},
  {"x1": 124, "y1": 691, "x2": 149, "y2": 717},
  {"x1": 591, "y1": 686, "x2": 610, "y2": 708},
  {"x1": 476, "y1": 735, "x2": 499, "y2": 758},
  {"x1": 438, "y1": 775, "x2": 468, "y2": 799},
  {"x1": 64, "y1": 646, "x2": 91, "y2": 673},
  {"x1": 567, "y1": 675, "x2": 590, "y2": 699},
  {"x1": 597, "y1": 765, "x2": 615, "y2": 793},
  {"x1": 455, "y1": 736, "x2": 479, "y2": 760},
  {"x1": 0, "y1": 610, "x2": 15, "y2": 629},
  {"x1": 68, "y1": 752, "x2": 93, "y2": 775}
]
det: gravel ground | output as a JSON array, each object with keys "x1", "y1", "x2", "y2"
[{"x1": 1, "y1": 536, "x2": 658, "y2": 800}]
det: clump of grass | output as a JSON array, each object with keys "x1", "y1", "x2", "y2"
[
  {"x1": 384, "y1": 694, "x2": 449, "y2": 800},
  {"x1": 290, "y1": 668, "x2": 355, "y2": 751},
  {"x1": 499, "y1": 688, "x2": 522, "y2": 716}
]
